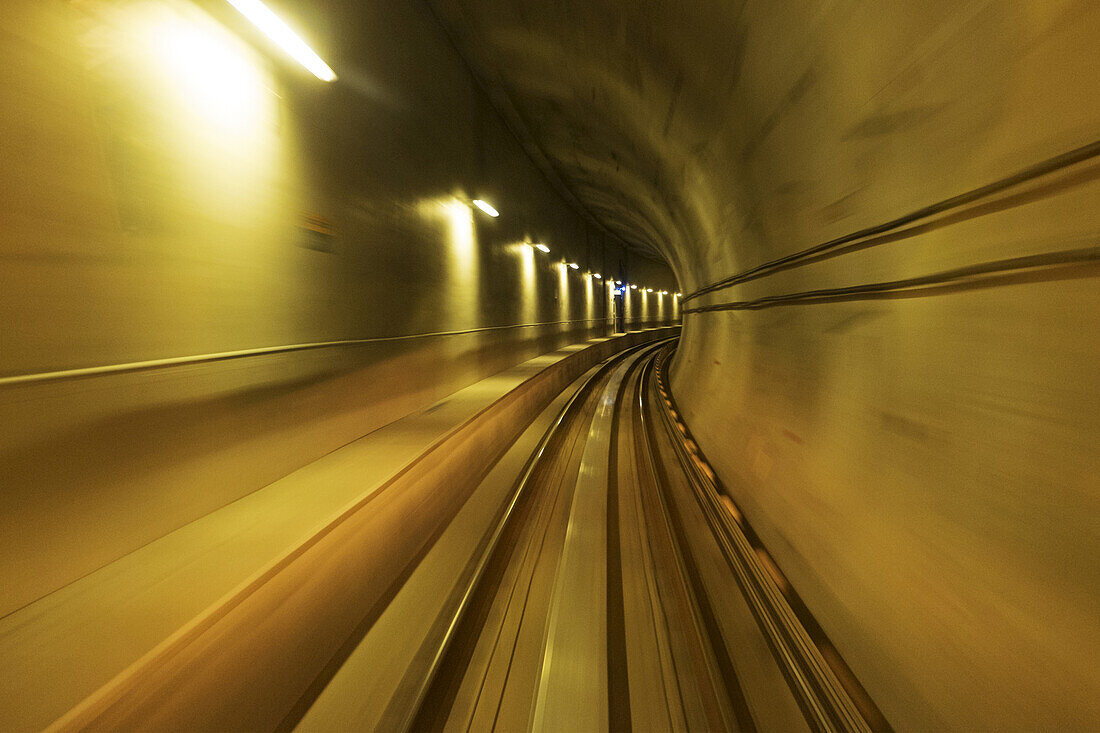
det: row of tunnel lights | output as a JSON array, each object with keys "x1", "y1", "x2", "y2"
[
  {"x1": 472, "y1": 200, "x2": 682, "y2": 298},
  {"x1": 220, "y1": 0, "x2": 682, "y2": 300}
]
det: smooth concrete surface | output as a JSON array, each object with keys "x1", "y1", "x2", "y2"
[
  {"x1": 293, "y1": 358, "x2": 592, "y2": 732},
  {"x1": 2, "y1": 0, "x2": 1098, "y2": 729},
  {"x1": 429, "y1": 1, "x2": 1100, "y2": 728},
  {"x1": 0, "y1": 0, "x2": 678, "y2": 617},
  {"x1": 41, "y1": 328, "x2": 676, "y2": 732},
  {"x1": 0, "y1": 338, "x2": 563, "y2": 731},
  {"x1": 0, "y1": 331, "x2": 670, "y2": 732},
  {"x1": 1, "y1": 320, "x2": 603, "y2": 618}
]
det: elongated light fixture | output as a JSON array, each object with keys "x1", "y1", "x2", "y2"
[
  {"x1": 592, "y1": 273, "x2": 602, "y2": 279},
  {"x1": 567, "y1": 262, "x2": 579, "y2": 270},
  {"x1": 226, "y1": 0, "x2": 336, "y2": 81},
  {"x1": 533, "y1": 243, "x2": 550, "y2": 253},
  {"x1": 472, "y1": 199, "x2": 499, "y2": 217}
]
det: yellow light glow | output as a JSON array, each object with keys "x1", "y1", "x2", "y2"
[
  {"x1": 513, "y1": 243, "x2": 537, "y2": 323},
  {"x1": 584, "y1": 268, "x2": 594, "y2": 322},
  {"x1": 141, "y1": 5, "x2": 270, "y2": 137},
  {"x1": 225, "y1": 0, "x2": 336, "y2": 81},
  {"x1": 534, "y1": 243, "x2": 550, "y2": 253},
  {"x1": 443, "y1": 200, "x2": 476, "y2": 257},
  {"x1": 420, "y1": 198, "x2": 478, "y2": 329},
  {"x1": 558, "y1": 259, "x2": 570, "y2": 322},
  {"x1": 122, "y1": 1, "x2": 281, "y2": 221},
  {"x1": 472, "y1": 199, "x2": 500, "y2": 217}
]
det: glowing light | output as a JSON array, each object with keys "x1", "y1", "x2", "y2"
[
  {"x1": 567, "y1": 263, "x2": 579, "y2": 270},
  {"x1": 557, "y1": 259, "x2": 570, "y2": 321},
  {"x1": 142, "y1": 6, "x2": 270, "y2": 137},
  {"x1": 472, "y1": 199, "x2": 500, "y2": 217},
  {"x1": 646, "y1": 288, "x2": 653, "y2": 292},
  {"x1": 592, "y1": 273, "x2": 602, "y2": 279},
  {"x1": 584, "y1": 268, "x2": 594, "y2": 321},
  {"x1": 417, "y1": 198, "x2": 480, "y2": 329},
  {"x1": 614, "y1": 280, "x2": 622, "y2": 285},
  {"x1": 515, "y1": 242, "x2": 537, "y2": 323},
  {"x1": 533, "y1": 243, "x2": 550, "y2": 253},
  {"x1": 127, "y1": 1, "x2": 280, "y2": 220},
  {"x1": 630, "y1": 284, "x2": 637, "y2": 290},
  {"x1": 225, "y1": 0, "x2": 336, "y2": 81},
  {"x1": 675, "y1": 292, "x2": 682, "y2": 297}
]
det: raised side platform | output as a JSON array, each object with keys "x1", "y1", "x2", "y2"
[{"x1": 0, "y1": 327, "x2": 677, "y2": 732}]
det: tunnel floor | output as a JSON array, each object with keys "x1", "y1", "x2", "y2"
[
  {"x1": 407, "y1": 340, "x2": 759, "y2": 732},
  {"x1": 2, "y1": 333, "x2": 881, "y2": 732}
]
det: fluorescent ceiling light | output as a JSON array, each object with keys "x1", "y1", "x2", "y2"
[
  {"x1": 629, "y1": 284, "x2": 637, "y2": 290},
  {"x1": 592, "y1": 273, "x2": 602, "y2": 279},
  {"x1": 646, "y1": 288, "x2": 653, "y2": 292},
  {"x1": 472, "y1": 199, "x2": 499, "y2": 217},
  {"x1": 225, "y1": 0, "x2": 336, "y2": 81},
  {"x1": 533, "y1": 243, "x2": 550, "y2": 253},
  {"x1": 567, "y1": 263, "x2": 579, "y2": 270}
]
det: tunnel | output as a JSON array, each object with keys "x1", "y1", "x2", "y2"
[{"x1": 1, "y1": 0, "x2": 1098, "y2": 730}]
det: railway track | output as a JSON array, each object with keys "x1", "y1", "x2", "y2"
[
  {"x1": 381, "y1": 341, "x2": 889, "y2": 732},
  {"x1": 46, "y1": 337, "x2": 888, "y2": 732}
]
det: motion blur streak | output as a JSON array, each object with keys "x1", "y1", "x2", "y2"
[
  {"x1": 144, "y1": 4, "x2": 270, "y2": 136},
  {"x1": 557, "y1": 261, "x2": 571, "y2": 324},
  {"x1": 0, "y1": 0, "x2": 1097, "y2": 731},
  {"x1": 441, "y1": 198, "x2": 480, "y2": 330},
  {"x1": 471, "y1": 199, "x2": 500, "y2": 217},
  {"x1": 224, "y1": 0, "x2": 336, "y2": 81},
  {"x1": 515, "y1": 242, "x2": 538, "y2": 324},
  {"x1": 584, "y1": 270, "x2": 595, "y2": 324}
]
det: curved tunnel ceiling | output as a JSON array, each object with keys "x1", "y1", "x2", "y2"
[
  {"x1": 426, "y1": 1, "x2": 1099, "y2": 296},
  {"x1": 428, "y1": 0, "x2": 724, "y2": 276}
]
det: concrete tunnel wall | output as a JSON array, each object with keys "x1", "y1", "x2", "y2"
[
  {"x1": 1, "y1": 0, "x2": 1098, "y2": 730},
  {"x1": 429, "y1": 1, "x2": 1100, "y2": 730},
  {"x1": 667, "y1": 10, "x2": 1100, "y2": 731},
  {"x1": 0, "y1": 0, "x2": 679, "y2": 617}
]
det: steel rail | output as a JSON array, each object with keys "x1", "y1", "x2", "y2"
[
  {"x1": 398, "y1": 338, "x2": 675, "y2": 731},
  {"x1": 644, "y1": 345, "x2": 888, "y2": 732},
  {"x1": 632, "y1": 348, "x2": 753, "y2": 732}
]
